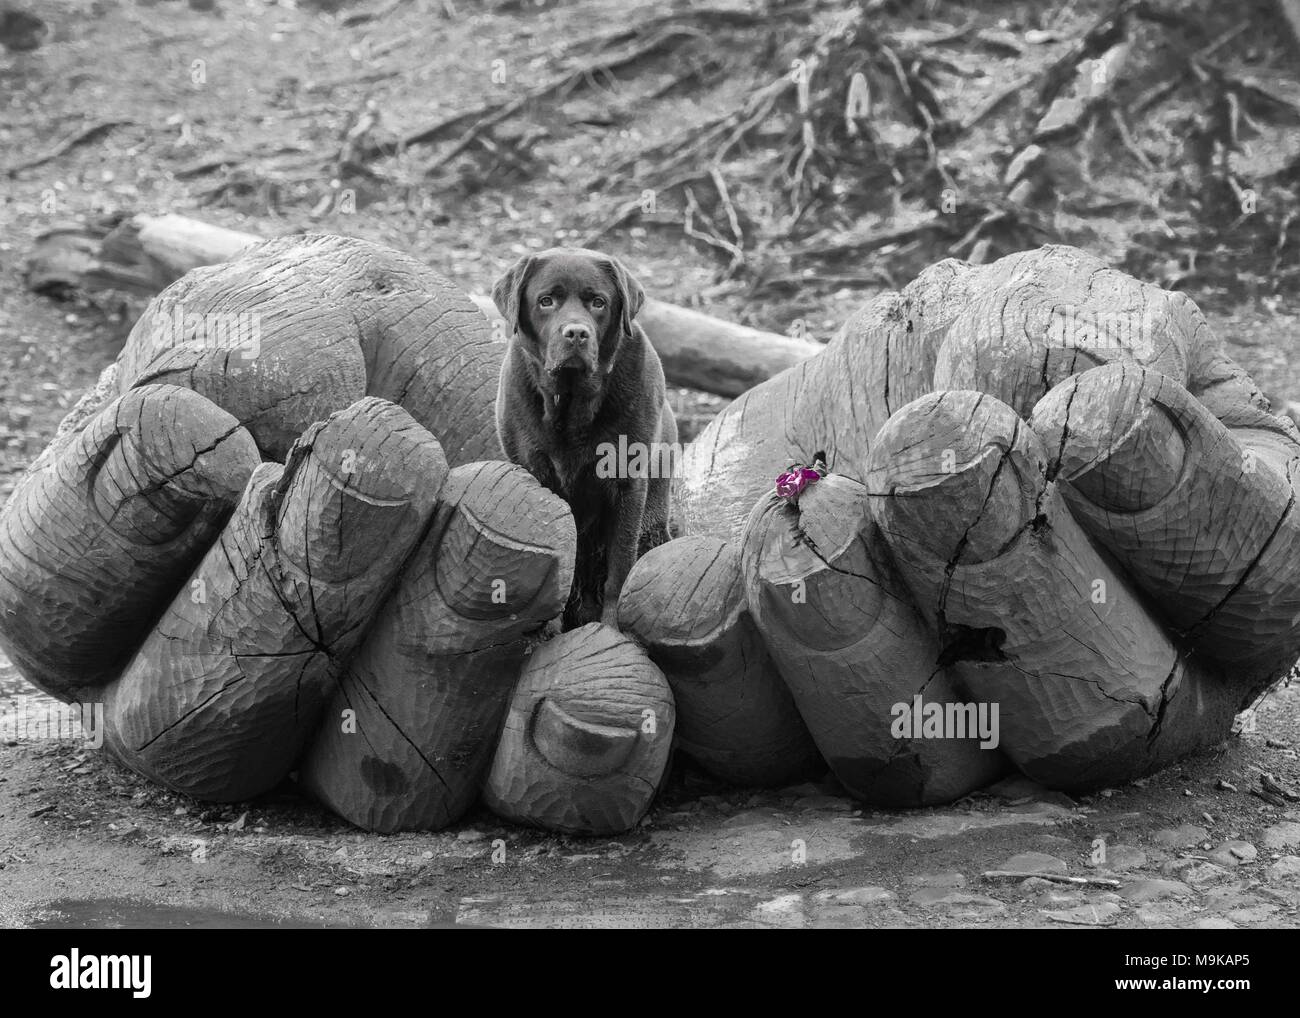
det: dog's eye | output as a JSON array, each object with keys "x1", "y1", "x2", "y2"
[
  {"x1": 590, "y1": 297, "x2": 606, "y2": 309},
  {"x1": 538, "y1": 295, "x2": 554, "y2": 308}
]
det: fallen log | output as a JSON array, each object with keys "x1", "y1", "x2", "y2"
[
  {"x1": 24, "y1": 213, "x2": 822, "y2": 398},
  {"x1": 24, "y1": 214, "x2": 260, "y2": 295}
]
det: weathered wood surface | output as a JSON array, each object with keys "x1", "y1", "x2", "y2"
[
  {"x1": 1032, "y1": 363, "x2": 1300, "y2": 677},
  {"x1": 0, "y1": 385, "x2": 259, "y2": 702},
  {"x1": 741, "y1": 474, "x2": 1006, "y2": 803},
  {"x1": 675, "y1": 243, "x2": 1300, "y2": 798},
  {"x1": 618, "y1": 535, "x2": 822, "y2": 786},
  {"x1": 102, "y1": 398, "x2": 447, "y2": 801},
  {"x1": 300, "y1": 460, "x2": 575, "y2": 832},
  {"x1": 6, "y1": 238, "x2": 1299, "y2": 821},
  {"x1": 865, "y1": 390, "x2": 1246, "y2": 789},
  {"x1": 485, "y1": 623, "x2": 674, "y2": 835},
  {"x1": 679, "y1": 245, "x2": 1283, "y2": 543},
  {"x1": 115, "y1": 233, "x2": 502, "y2": 463}
]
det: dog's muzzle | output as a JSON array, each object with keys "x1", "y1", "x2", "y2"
[{"x1": 545, "y1": 323, "x2": 598, "y2": 375}]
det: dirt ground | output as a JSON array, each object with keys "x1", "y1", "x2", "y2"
[
  {"x1": 2, "y1": 0, "x2": 1300, "y2": 928},
  {"x1": 2, "y1": 662, "x2": 1299, "y2": 929}
]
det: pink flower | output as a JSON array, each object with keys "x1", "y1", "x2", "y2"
[{"x1": 775, "y1": 467, "x2": 822, "y2": 499}]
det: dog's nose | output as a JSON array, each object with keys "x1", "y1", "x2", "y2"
[{"x1": 561, "y1": 323, "x2": 592, "y2": 344}]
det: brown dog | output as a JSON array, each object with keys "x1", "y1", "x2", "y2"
[{"x1": 492, "y1": 247, "x2": 677, "y2": 630}]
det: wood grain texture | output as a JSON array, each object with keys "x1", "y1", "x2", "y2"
[
  {"x1": 617, "y1": 535, "x2": 823, "y2": 786},
  {"x1": 740, "y1": 474, "x2": 1007, "y2": 804},
  {"x1": 484, "y1": 623, "x2": 674, "y2": 835},
  {"x1": 101, "y1": 397, "x2": 445, "y2": 801},
  {"x1": 116, "y1": 234, "x2": 501, "y2": 464},
  {"x1": 866, "y1": 390, "x2": 1241, "y2": 791},
  {"x1": 300, "y1": 460, "x2": 575, "y2": 832},
  {"x1": 1032, "y1": 362, "x2": 1300, "y2": 681},
  {"x1": 0, "y1": 384, "x2": 259, "y2": 702},
  {"x1": 679, "y1": 245, "x2": 1286, "y2": 544}
]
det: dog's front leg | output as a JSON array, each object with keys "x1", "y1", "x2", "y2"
[{"x1": 600, "y1": 478, "x2": 648, "y2": 628}]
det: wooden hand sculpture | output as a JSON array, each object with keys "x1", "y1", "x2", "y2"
[
  {"x1": 0, "y1": 235, "x2": 674, "y2": 835},
  {"x1": 2, "y1": 238, "x2": 1293, "y2": 832},
  {"x1": 627, "y1": 245, "x2": 1300, "y2": 803}
]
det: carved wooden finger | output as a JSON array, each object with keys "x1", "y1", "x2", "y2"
[
  {"x1": 866, "y1": 391, "x2": 1241, "y2": 790},
  {"x1": 484, "y1": 623, "x2": 674, "y2": 835},
  {"x1": 0, "y1": 384, "x2": 259, "y2": 702},
  {"x1": 117, "y1": 234, "x2": 501, "y2": 462},
  {"x1": 1031, "y1": 362, "x2": 1300, "y2": 681},
  {"x1": 101, "y1": 397, "x2": 445, "y2": 801},
  {"x1": 300, "y1": 461, "x2": 575, "y2": 833},
  {"x1": 617, "y1": 535, "x2": 822, "y2": 786},
  {"x1": 740, "y1": 474, "x2": 1007, "y2": 804}
]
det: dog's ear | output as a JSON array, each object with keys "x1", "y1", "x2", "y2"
[
  {"x1": 491, "y1": 254, "x2": 537, "y2": 338},
  {"x1": 601, "y1": 254, "x2": 646, "y2": 339}
]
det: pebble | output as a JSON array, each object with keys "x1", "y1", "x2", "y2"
[
  {"x1": 1036, "y1": 889, "x2": 1084, "y2": 907},
  {"x1": 999, "y1": 851, "x2": 1067, "y2": 874},
  {"x1": 1203, "y1": 886, "x2": 1256, "y2": 910},
  {"x1": 1095, "y1": 844, "x2": 1146, "y2": 871},
  {"x1": 1018, "y1": 877, "x2": 1055, "y2": 894},
  {"x1": 1262, "y1": 821, "x2": 1300, "y2": 851},
  {"x1": 1179, "y1": 862, "x2": 1234, "y2": 887},
  {"x1": 1266, "y1": 856, "x2": 1300, "y2": 882},
  {"x1": 983, "y1": 775, "x2": 1048, "y2": 800},
  {"x1": 794, "y1": 794, "x2": 848, "y2": 811},
  {"x1": 754, "y1": 893, "x2": 804, "y2": 916},
  {"x1": 720, "y1": 809, "x2": 774, "y2": 829},
  {"x1": 1119, "y1": 878, "x2": 1193, "y2": 903},
  {"x1": 1136, "y1": 902, "x2": 1192, "y2": 925},
  {"x1": 1043, "y1": 901, "x2": 1121, "y2": 926},
  {"x1": 1226, "y1": 904, "x2": 1278, "y2": 924},
  {"x1": 904, "y1": 871, "x2": 966, "y2": 888},
  {"x1": 1207, "y1": 841, "x2": 1257, "y2": 867},
  {"x1": 1153, "y1": 824, "x2": 1207, "y2": 849},
  {"x1": 813, "y1": 886, "x2": 896, "y2": 907},
  {"x1": 910, "y1": 890, "x2": 1007, "y2": 917},
  {"x1": 984, "y1": 776, "x2": 1074, "y2": 808},
  {"x1": 776, "y1": 782, "x2": 825, "y2": 799},
  {"x1": 456, "y1": 829, "x2": 487, "y2": 843}
]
